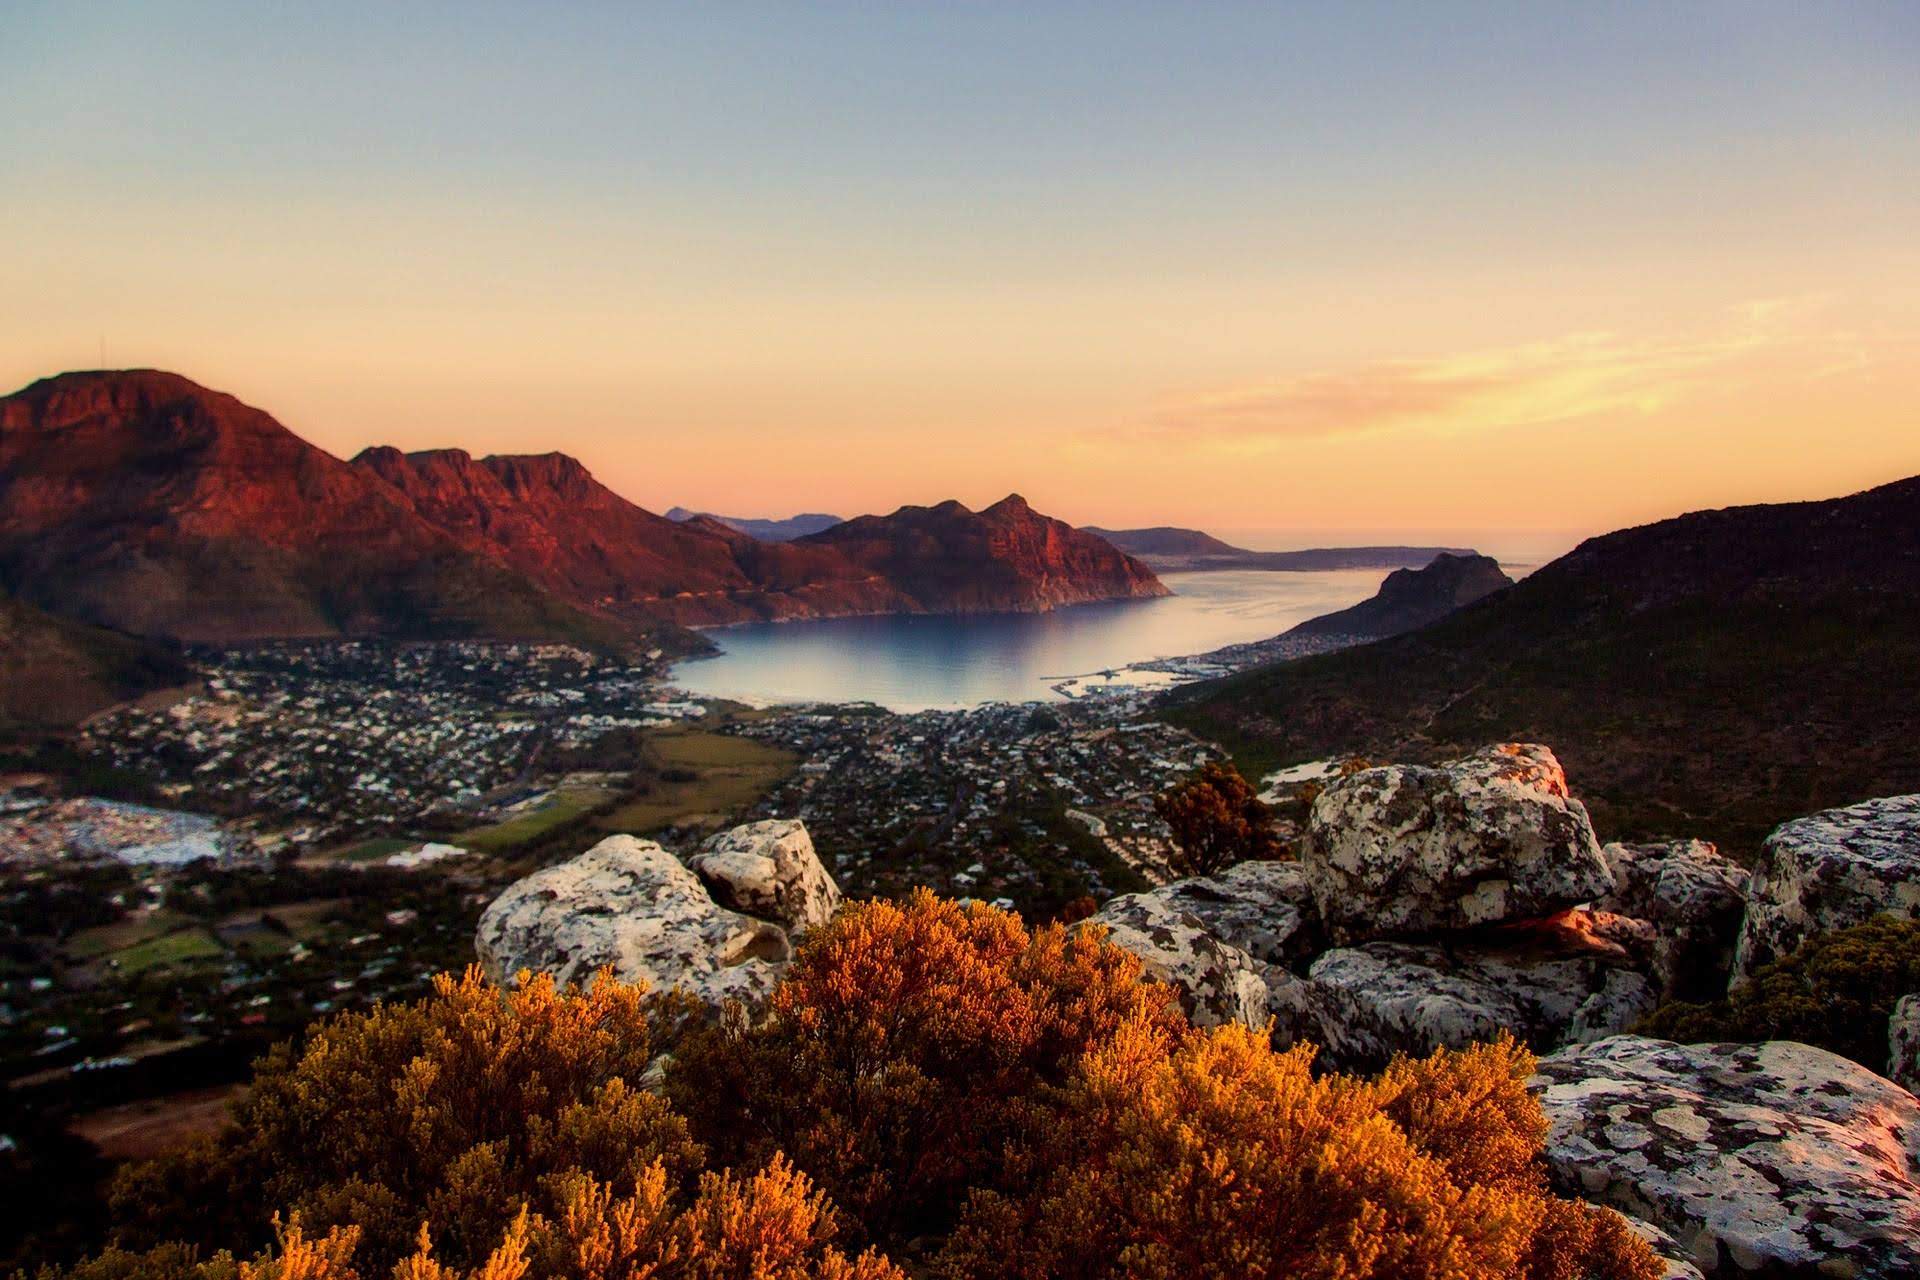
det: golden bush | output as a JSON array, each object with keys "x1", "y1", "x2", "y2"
[
  {"x1": 668, "y1": 888, "x2": 1186, "y2": 1246},
  {"x1": 59, "y1": 895, "x2": 1660, "y2": 1280}
]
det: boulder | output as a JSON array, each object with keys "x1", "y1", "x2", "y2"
[
  {"x1": 688, "y1": 818, "x2": 840, "y2": 934},
  {"x1": 1147, "y1": 859, "x2": 1320, "y2": 966},
  {"x1": 1301, "y1": 743, "x2": 1614, "y2": 944},
  {"x1": 1533, "y1": 1035, "x2": 1920, "y2": 1277},
  {"x1": 477, "y1": 834, "x2": 792, "y2": 1009},
  {"x1": 1279, "y1": 930, "x2": 1655, "y2": 1072},
  {"x1": 1595, "y1": 840, "x2": 1748, "y2": 999},
  {"x1": 1733, "y1": 794, "x2": 1920, "y2": 981},
  {"x1": 1890, "y1": 995, "x2": 1920, "y2": 1093},
  {"x1": 1619, "y1": 1215, "x2": 1707, "y2": 1280},
  {"x1": 1080, "y1": 892, "x2": 1269, "y2": 1030}
]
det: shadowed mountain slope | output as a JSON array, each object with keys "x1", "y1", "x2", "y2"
[
  {"x1": 1168, "y1": 476, "x2": 1920, "y2": 854},
  {"x1": 1287, "y1": 552, "x2": 1513, "y2": 639}
]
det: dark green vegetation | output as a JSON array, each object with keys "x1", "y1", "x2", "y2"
[
  {"x1": 0, "y1": 591, "x2": 189, "y2": 729},
  {"x1": 1155, "y1": 761, "x2": 1285, "y2": 876},
  {"x1": 1169, "y1": 475, "x2": 1920, "y2": 856},
  {"x1": 1639, "y1": 916, "x2": 1920, "y2": 1071},
  {"x1": 22, "y1": 899, "x2": 1657, "y2": 1280}
]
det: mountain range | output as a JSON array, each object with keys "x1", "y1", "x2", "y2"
[
  {"x1": 664, "y1": 508, "x2": 845, "y2": 542},
  {"x1": 0, "y1": 371, "x2": 1166, "y2": 663},
  {"x1": 1084, "y1": 526, "x2": 1475, "y2": 573},
  {"x1": 1168, "y1": 476, "x2": 1920, "y2": 854}
]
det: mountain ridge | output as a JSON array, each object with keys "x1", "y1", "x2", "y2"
[
  {"x1": 0, "y1": 371, "x2": 1167, "y2": 653},
  {"x1": 1167, "y1": 475, "x2": 1920, "y2": 853}
]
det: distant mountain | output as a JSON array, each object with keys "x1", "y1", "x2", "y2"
[
  {"x1": 665, "y1": 507, "x2": 844, "y2": 542},
  {"x1": 0, "y1": 372, "x2": 1166, "y2": 654},
  {"x1": 0, "y1": 371, "x2": 646, "y2": 652},
  {"x1": 357, "y1": 449, "x2": 900, "y2": 627},
  {"x1": 802, "y1": 495, "x2": 1169, "y2": 613},
  {"x1": 1083, "y1": 525, "x2": 1473, "y2": 573},
  {"x1": 0, "y1": 588, "x2": 189, "y2": 728},
  {"x1": 1167, "y1": 476, "x2": 1920, "y2": 854},
  {"x1": 1287, "y1": 552, "x2": 1512, "y2": 639},
  {"x1": 1082, "y1": 525, "x2": 1243, "y2": 558}
]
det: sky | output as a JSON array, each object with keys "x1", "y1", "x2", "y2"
[{"x1": 3, "y1": 3, "x2": 1917, "y2": 552}]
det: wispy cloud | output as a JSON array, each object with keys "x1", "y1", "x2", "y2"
[{"x1": 1132, "y1": 300, "x2": 1873, "y2": 449}]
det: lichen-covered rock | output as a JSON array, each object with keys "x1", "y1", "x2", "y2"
[
  {"x1": 1147, "y1": 859, "x2": 1320, "y2": 966},
  {"x1": 1301, "y1": 743, "x2": 1614, "y2": 944},
  {"x1": 1282, "y1": 934, "x2": 1655, "y2": 1072},
  {"x1": 1733, "y1": 794, "x2": 1920, "y2": 981},
  {"x1": 1595, "y1": 839, "x2": 1748, "y2": 999},
  {"x1": 1619, "y1": 1215, "x2": 1707, "y2": 1280},
  {"x1": 1080, "y1": 892, "x2": 1269, "y2": 1029},
  {"x1": 1890, "y1": 995, "x2": 1920, "y2": 1093},
  {"x1": 477, "y1": 834, "x2": 791, "y2": 1008},
  {"x1": 688, "y1": 818, "x2": 840, "y2": 934},
  {"x1": 1533, "y1": 1035, "x2": 1920, "y2": 1277}
]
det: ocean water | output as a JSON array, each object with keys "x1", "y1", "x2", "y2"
[{"x1": 669, "y1": 569, "x2": 1391, "y2": 711}]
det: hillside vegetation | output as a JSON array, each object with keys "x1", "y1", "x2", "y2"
[
  {"x1": 37, "y1": 895, "x2": 1655, "y2": 1280},
  {"x1": 1169, "y1": 476, "x2": 1920, "y2": 856}
]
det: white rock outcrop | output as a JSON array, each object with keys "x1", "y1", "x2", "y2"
[
  {"x1": 1533, "y1": 1035, "x2": 1920, "y2": 1277},
  {"x1": 688, "y1": 818, "x2": 841, "y2": 934},
  {"x1": 1595, "y1": 839, "x2": 1748, "y2": 999},
  {"x1": 1732, "y1": 794, "x2": 1920, "y2": 981},
  {"x1": 1079, "y1": 892, "x2": 1270, "y2": 1029},
  {"x1": 476, "y1": 832, "x2": 798, "y2": 1009},
  {"x1": 1301, "y1": 743, "x2": 1615, "y2": 944},
  {"x1": 1274, "y1": 935, "x2": 1655, "y2": 1071},
  {"x1": 1147, "y1": 859, "x2": 1320, "y2": 966}
]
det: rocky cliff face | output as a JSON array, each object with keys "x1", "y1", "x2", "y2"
[
  {"x1": 801, "y1": 494, "x2": 1168, "y2": 614},
  {"x1": 356, "y1": 445, "x2": 905, "y2": 627},
  {"x1": 0, "y1": 371, "x2": 636, "y2": 649}
]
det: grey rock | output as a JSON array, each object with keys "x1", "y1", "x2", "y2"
[
  {"x1": 1596, "y1": 840, "x2": 1748, "y2": 999},
  {"x1": 1301, "y1": 743, "x2": 1615, "y2": 944},
  {"x1": 1891, "y1": 995, "x2": 1920, "y2": 1094},
  {"x1": 1080, "y1": 892, "x2": 1270, "y2": 1029},
  {"x1": 689, "y1": 818, "x2": 840, "y2": 934},
  {"x1": 1283, "y1": 928, "x2": 1656, "y2": 1071},
  {"x1": 1619, "y1": 1214, "x2": 1707, "y2": 1280},
  {"x1": 1534, "y1": 1035, "x2": 1920, "y2": 1277},
  {"x1": 1148, "y1": 859, "x2": 1320, "y2": 966},
  {"x1": 1733, "y1": 794, "x2": 1920, "y2": 981},
  {"x1": 477, "y1": 834, "x2": 792, "y2": 1009}
]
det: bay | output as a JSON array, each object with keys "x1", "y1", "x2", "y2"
[{"x1": 669, "y1": 569, "x2": 1390, "y2": 711}]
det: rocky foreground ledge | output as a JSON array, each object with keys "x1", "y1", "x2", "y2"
[{"x1": 476, "y1": 747, "x2": 1920, "y2": 1277}]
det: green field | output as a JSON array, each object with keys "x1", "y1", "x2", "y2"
[
  {"x1": 65, "y1": 910, "x2": 194, "y2": 961},
  {"x1": 595, "y1": 730, "x2": 796, "y2": 834},
  {"x1": 329, "y1": 836, "x2": 417, "y2": 864},
  {"x1": 106, "y1": 926, "x2": 225, "y2": 976},
  {"x1": 455, "y1": 786, "x2": 615, "y2": 855}
]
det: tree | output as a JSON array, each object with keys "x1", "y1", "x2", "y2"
[{"x1": 1154, "y1": 761, "x2": 1284, "y2": 877}]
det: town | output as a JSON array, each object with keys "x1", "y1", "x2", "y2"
[{"x1": 3, "y1": 641, "x2": 1232, "y2": 1112}]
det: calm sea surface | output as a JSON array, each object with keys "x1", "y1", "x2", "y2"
[{"x1": 669, "y1": 569, "x2": 1391, "y2": 711}]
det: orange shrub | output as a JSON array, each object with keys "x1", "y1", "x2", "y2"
[{"x1": 667, "y1": 888, "x2": 1186, "y2": 1246}]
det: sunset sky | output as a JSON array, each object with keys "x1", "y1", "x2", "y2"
[{"x1": 4, "y1": 3, "x2": 1917, "y2": 554}]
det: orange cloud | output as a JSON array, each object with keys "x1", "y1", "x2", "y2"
[{"x1": 1135, "y1": 302, "x2": 1867, "y2": 449}]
